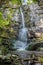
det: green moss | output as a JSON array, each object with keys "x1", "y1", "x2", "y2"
[
  {"x1": 38, "y1": 57, "x2": 43, "y2": 62},
  {"x1": 37, "y1": 37, "x2": 43, "y2": 41}
]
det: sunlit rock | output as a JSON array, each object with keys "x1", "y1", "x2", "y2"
[
  {"x1": 35, "y1": 32, "x2": 41, "y2": 37},
  {"x1": 39, "y1": 19, "x2": 43, "y2": 28}
]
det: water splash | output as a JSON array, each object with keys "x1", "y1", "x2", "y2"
[{"x1": 14, "y1": 41, "x2": 27, "y2": 50}]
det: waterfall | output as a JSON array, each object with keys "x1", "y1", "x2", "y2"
[
  {"x1": 20, "y1": 7, "x2": 25, "y2": 28},
  {"x1": 19, "y1": 7, "x2": 27, "y2": 42},
  {"x1": 14, "y1": 7, "x2": 27, "y2": 50},
  {"x1": 14, "y1": 0, "x2": 28, "y2": 51},
  {"x1": 14, "y1": 8, "x2": 28, "y2": 50}
]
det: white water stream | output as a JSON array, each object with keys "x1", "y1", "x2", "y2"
[{"x1": 14, "y1": 0, "x2": 28, "y2": 51}]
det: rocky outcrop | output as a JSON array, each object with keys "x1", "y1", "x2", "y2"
[
  {"x1": 0, "y1": 54, "x2": 22, "y2": 65},
  {"x1": 27, "y1": 41, "x2": 43, "y2": 51},
  {"x1": 38, "y1": 0, "x2": 43, "y2": 7},
  {"x1": 27, "y1": 2, "x2": 43, "y2": 40}
]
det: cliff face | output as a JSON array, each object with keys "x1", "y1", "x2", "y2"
[{"x1": 0, "y1": 0, "x2": 43, "y2": 52}]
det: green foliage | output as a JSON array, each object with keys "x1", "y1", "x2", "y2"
[
  {"x1": 0, "y1": 0, "x2": 20, "y2": 55},
  {"x1": 33, "y1": 0, "x2": 38, "y2": 2},
  {"x1": 27, "y1": 0, "x2": 33, "y2": 4},
  {"x1": 11, "y1": 0, "x2": 21, "y2": 5},
  {"x1": 0, "y1": 11, "x2": 9, "y2": 28},
  {"x1": 27, "y1": 0, "x2": 38, "y2": 4}
]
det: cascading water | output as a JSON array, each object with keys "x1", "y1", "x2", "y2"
[
  {"x1": 20, "y1": 7, "x2": 25, "y2": 28},
  {"x1": 14, "y1": 7, "x2": 27, "y2": 51},
  {"x1": 14, "y1": 0, "x2": 28, "y2": 51},
  {"x1": 19, "y1": 7, "x2": 27, "y2": 42}
]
